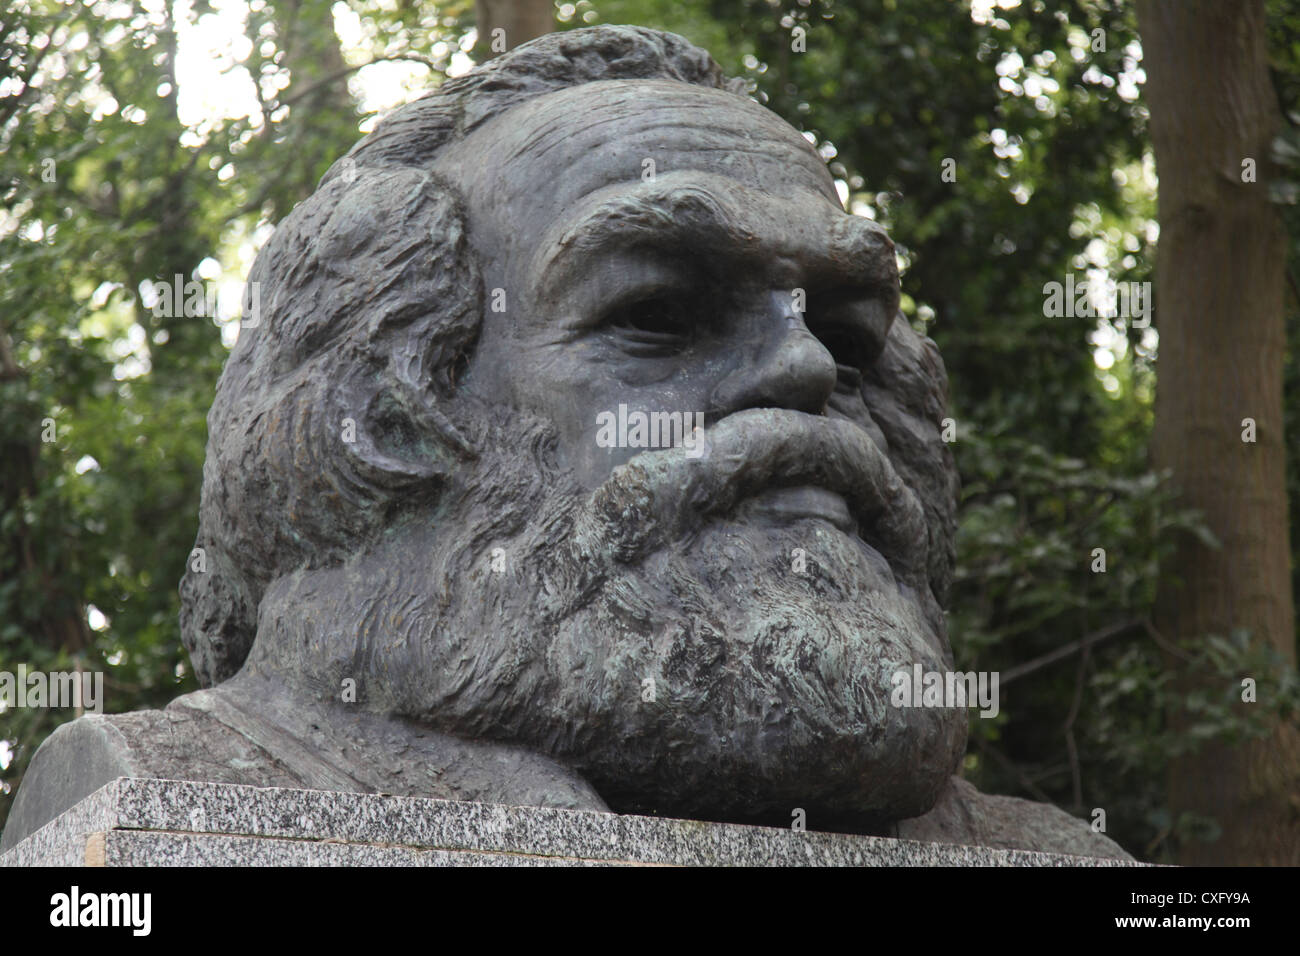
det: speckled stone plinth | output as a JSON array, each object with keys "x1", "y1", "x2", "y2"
[{"x1": 0, "y1": 778, "x2": 1139, "y2": 867}]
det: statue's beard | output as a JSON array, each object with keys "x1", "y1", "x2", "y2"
[{"x1": 252, "y1": 403, "x2": 966, "y2": 829}]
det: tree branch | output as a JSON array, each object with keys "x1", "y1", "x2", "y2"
[
  {"x1": 1000, "y1": 618, "x2": 1142, "y2": 685},
  {"x1": 275, "y1": 53, "x2": 439, "y2": 110}
]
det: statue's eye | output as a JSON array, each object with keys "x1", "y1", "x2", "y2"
[{"x1": 604, "y1": 295, "x2": 695, "y2": 356}]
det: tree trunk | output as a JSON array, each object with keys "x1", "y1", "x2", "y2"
[
  {"x1": 1138, "y1": 0, "x2": 1300, "y2": 865},
  {"x1": 476, "y1": 0, "x2": 554, "y2": 59}
]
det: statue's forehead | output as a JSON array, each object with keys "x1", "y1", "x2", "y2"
[{"x1": 442, "y1": 79, "x2": 839, "y2": 219}]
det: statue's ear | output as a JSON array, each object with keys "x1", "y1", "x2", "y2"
[{"x1": 333, "y1": 365, "x2": 476, "y2": 504}]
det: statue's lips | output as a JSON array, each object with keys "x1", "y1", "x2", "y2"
[{"x1": 742, "y1": 485, "x2": 856, "y2": 534}]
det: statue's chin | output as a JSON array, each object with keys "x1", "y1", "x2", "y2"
[{"x1": 533, "y1": 520, "x2": 966, "y2": 827}]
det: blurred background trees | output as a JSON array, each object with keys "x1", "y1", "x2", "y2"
[{"x1": 2, "y1": 0, "x2": 1297, "y2": 863}]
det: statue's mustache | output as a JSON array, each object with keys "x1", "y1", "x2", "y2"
[{"x1": 563, "y1": 407, "x2": 929, "y2": 581}]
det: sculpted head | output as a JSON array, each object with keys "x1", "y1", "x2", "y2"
[{"x1": 179, "y1": 26, "x2": 964, "y2": 829}]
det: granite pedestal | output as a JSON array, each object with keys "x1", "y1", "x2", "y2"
[{"x1": 1, "y1": 778, "x2": 1139, "y2": 867}]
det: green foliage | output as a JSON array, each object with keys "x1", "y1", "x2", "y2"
[{"x1": 947, "y1": 420, "x2": 1218, "y2": 861}]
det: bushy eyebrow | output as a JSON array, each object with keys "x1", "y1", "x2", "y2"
[
  {"x1": 533, "y1": 182, "x2": 897, "y2": 303},
  {"x1": 535, "y1": 184, "x2": 753, "y2": 290}
]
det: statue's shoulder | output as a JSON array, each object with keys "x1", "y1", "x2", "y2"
[
  {"x1": 0, "y1": 690, "x2": 300, "y2": 851},
  {"x1": 896, "y1": 776, "x2": 1133, "y2": 860},
  {"x1": 4, "y1": 710, "x2": 142, "y2": 849},
  {"x1": 2, "y1": 706, "x2": 161, "y2": 851},
  {"x1": 2, "y1": 682, "x2": 611, "y2": 853}
]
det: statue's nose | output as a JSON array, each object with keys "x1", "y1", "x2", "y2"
[{"x1": 710, "y1": 291, "x2": 838, "y2": 417}]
